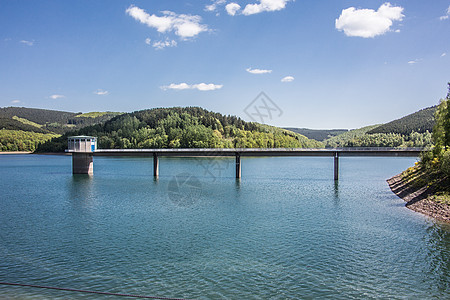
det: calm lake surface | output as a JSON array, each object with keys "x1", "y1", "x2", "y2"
[{"x1": 0, "y1": 154, "x2": 449, "y2": 299}]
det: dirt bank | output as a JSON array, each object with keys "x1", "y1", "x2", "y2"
[{"x1": 387, "y1": 173, "x2": 450, "y2": 223}]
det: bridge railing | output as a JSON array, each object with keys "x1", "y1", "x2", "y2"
[{"x1": 327, "y1": 147, "x2": 427, "y2": 151}]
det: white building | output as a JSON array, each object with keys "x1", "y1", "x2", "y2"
[{"x1": 67, "y1": 136, "x2": 97, "y2": 152}]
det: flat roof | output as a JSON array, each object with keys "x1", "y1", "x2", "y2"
[{"x1": 68, "y1": 136, "x2": 96, "y2": 139}]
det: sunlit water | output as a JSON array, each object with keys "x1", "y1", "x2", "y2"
[{"x1": 0, "y1": 154, "x2": 449, "y2": 299}]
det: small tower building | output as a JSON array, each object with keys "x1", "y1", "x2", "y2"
[{"x1": 67, "y1": 136, "x2": 97, "y2": 152}]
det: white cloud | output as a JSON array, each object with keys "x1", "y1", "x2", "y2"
[
  {"x1": 442, "y1": 52, "x2": 447, "y2": 57},
  {"x1": 205, "y1": 0, "x2": 227, "y2": 12},
  {"x1": 335, "y1": 2, "x2": 404, "y2": 38},
  {"x1": 145, "y1": 38, "x2": 151, "y2": 45},
  {"x1": 226, "y1": 3, "x2": 241, "y2": 16},
  {"x1": 242, "y1": 0, "x2": 292, "y2": 16},
  {"x1": 94, "y1": 89, "x2": 109, "y2": 96},
  {"x1": 126, "y1": 5, "x2": 208, "y2": 39},
  {"x1": 152, "y1": 39, "x2": 177, "y2": 50},
  {"x1": 192, "y1": 83, "x2": 223, "y2": 91},
  {"x1": 20, "y1": 40, "x2": 34, "y2": 46},
  {"x1": 50, "y1": 94, "x2": 65, "y2": 99},
  {"x1": 281, "y1": 76, "x2": 294, "y2": 82},
  {"x1": 246, "y1": 67, "x2": 272, "y2": 74},
  {"x1": 440, "y1": 6, "x2": 450, "y2": 20},
  {"x1": 11, "y1": 99, "x2": 21, "y2": 104},
  {"x1": 161, "y1": 83, "x2": 223, "y2": 91},
  {"x1": 408, "y1": 59, "x2": 421, "y2": 64}
]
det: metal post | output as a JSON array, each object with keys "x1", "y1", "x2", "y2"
[
  {"x1": 334, "y1": 152, "x2": 339, "y2": 181},
  {"x1": 236, "y1": 153, "x2": 241, "y2": 179},
  {"x1": 153, "y1": 153, "x2": 159, "y2": 177}
]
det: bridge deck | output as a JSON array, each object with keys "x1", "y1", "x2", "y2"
[
  {"x1": 67, "y1": 148, "x2": 424, "y2": 179},
  {"x1": 75, "y1": 148, "x2": 423, "y2": 157}
]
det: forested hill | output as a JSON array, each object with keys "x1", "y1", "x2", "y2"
[
  {"x1": 36, "y1": 107, "x2": 324, "y2": 152},
  {"x1": 283, "y1": 128, "x2": 348, "y2": 141},
  {"x1": 0, "y1": 107, "x2": 122, "y2": 134},
  {"x1": 0, "y1": 107, "x2": 122, "y2": 151},
  {"x1": 367, "y1": 106, "x2": 436, "y2": 135}
]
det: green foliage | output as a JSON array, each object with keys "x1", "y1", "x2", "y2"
[
  {"x1": 368, "y1": 106, "x2": 436, "y2": 135},
  {"x1": 432, "y1": 85, "x2": 450, "y2": 156},
  {"x1": 413, "y1": 83, "x2": 450, "y2": 201},
  {"x1": 12, "y1": 116, "x2": 43, "y2": 128},
  {"x1": 324, "y1": 125, "x2": 381, "y2": 147},
  {"x1": 75, "y1": 111, "x2": 122, "y2": 118},
  {"x1": 0, "y1": 107, "x2": 121, "y2": 134},
  {"x1": 283, "y1": 128, "x2": 348, "y2": 141},
  {"x1": 0, "y1": 117, "x2": 50, "y2": 133},
  {"x1": 0, "y1": 129, "x2": 60, "y2": 152},
  {"x1": 37, "y1": 107, "x2": 324, "y2": 152}
]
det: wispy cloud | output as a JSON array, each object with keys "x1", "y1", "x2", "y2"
[
  {"x1": 335, "y1": 2, "x2": 404, "y2": 38},
  {"x1": 226, "y1": 3, "x2": 241, "y2": 16},
  {"x1": 440, "y1": 6, "x2": 450, "y2": 20},
  {"x1": 161, "y1": 83, "x2": 223, "y2": 91},
  {"x1": 152, "y1": 39, "x2": 177, "y2": 50},
  {"x1": 50, "y1": 94, "x2": 65, "y2": 99},
  {"x1": 205, "y1": 0, "x2": 227, "y2": 12},
  {"x1": 442, "y1": 52, "x2": 447, "y2": 57},
  {"x1": 11, "y1": 99, "x2": 21, "y2": 104},
  {"x1": 145, "y1": 38, "x2": 151, "y2": 45},
  {"x1": 93, "y1": 89, "x2": 109, "y2": 96},
  {"x1": 408, "y1": 59, "x2": 421, "y2": 64},
  {"x1": 20, "y1": 40, "x2": 34, "y2": 46},
  {"x1": 126, "y1": 5, "x2": 208, "y2": 39},
  {"x1": 281, "y1": 76, "x2": 294, "y2": 82},
  {"x1": 246, "y1": 67, "x2": 272, "y2": 74},
  {"x1": 242, "y1": 0, "x2": 292, "y2": 16}
]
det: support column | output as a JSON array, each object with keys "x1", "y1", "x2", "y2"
[
  {"x1": 153, "y1": 153, "x2": 159, "y2": 177},
  {"x1": 235, "y1": 153, "x2": 241, "y2": 179},
  {"x1": 72, "y1": 153, "x2": 93, "y2": 175},
  {"x1": 334, "y1": 152, "x2": 339, "y2": 181}
]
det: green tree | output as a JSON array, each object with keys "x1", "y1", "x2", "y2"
[{"x1": 432, "y1": 83, "x2": 450, "y2": 155}]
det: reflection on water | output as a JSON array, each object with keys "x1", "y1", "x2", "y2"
[{"x1": 0, "y1": 155, "x2": 449, "y2": 299}]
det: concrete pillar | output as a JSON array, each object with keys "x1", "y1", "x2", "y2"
[
  {"x1": 72, "y1": 153, "x2": 93, "y2": 175},
  {"x1": 153, "y1": 153, "x2": 159, "y2": 177},
  {"x1": 334, "y1": 152, "x2": 339, "y2": 181},
  {"x1": 236, "y1": 153, "x2": 241, "y2": 179}
]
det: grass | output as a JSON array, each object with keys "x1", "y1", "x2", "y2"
[
  {"x1": 75, "y1": 111, "x2": 122, "y2": 118},
  {"x1": 12, "y1": 116, "x2": 43, "y2": 128}
]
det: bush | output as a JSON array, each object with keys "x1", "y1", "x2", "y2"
[{"x1": 441, "y1": 150, "x2": 450, "y2": 177}]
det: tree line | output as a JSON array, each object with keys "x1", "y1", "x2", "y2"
[
  {"x1": 0, "y1": 129, "x2": 60, "y2": 152},
  {"x1": 36, "y1": 107, "x2": 323, "y2": 152}
]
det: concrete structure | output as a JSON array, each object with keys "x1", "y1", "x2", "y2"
[
  {"x1": 66, "y1": 145, "x2": 424, "y2": 179},
  {"x1": 67, "y1": 136, "x2": 97, "y2": 175}
]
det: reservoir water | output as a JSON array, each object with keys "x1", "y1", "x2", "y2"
[{"x1": 0, "y1": 154, "x2": 449, "y2": 299}]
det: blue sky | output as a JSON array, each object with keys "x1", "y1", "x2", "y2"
[{"x1": 0, "y1": 0, "x2": 449, "y2": 129}]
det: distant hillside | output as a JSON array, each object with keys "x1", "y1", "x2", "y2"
[
  {"x1": 0, "y1": 107, "x2": 122, "y2": 134},
  {"x1": 368, "y1": 106, "x2": 436, "y2": 135},
  {"x1": 283, "y1": 128, "x2": 348, "y2": 141},
  {"x1": 37, "y1": 107, "x2": 324, "y2": 152},
  {"x1": 324, "y1": 125, "x2": 381, "y2": 147},
  {"x1": 0, "y1": 107, "x2": 122, "y2": 151}
]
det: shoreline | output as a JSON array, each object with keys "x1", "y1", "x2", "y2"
[
  {"x1": 0, "y1": 151, "x2": 70, "y2": 155},
  {"x1": 0, "y1": 151, "x2": 32, "y2": 154},
  {"x1": 387, "y1": 173, "x2": 450, "y2": 223}
]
